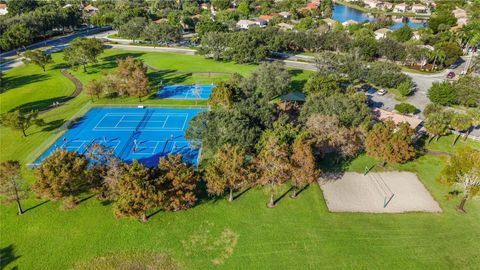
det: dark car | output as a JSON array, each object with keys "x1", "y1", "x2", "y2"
[{"x1": 447, "y1": 71, "x2": 456, "y2": 79}]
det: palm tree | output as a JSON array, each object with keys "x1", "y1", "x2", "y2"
[
  {"x1": 450, "y1": 113, "x2": 471, "y2": 146},
  {"x1": 430, "y1": 49, "x2": 446, "y2": 70},
  {"x1": 465, "y1": 108, "x2": 480, "y2": 141},
  {"x1": 424, "y1": 112, "x2": 451, "y2": 142}
]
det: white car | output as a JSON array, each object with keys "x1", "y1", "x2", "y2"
[{"x1": 377, "y1": 89, "x2": 387, "y2": 96}]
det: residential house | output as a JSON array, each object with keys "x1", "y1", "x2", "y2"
[
  {"x1": 374, "y1": 28, "x2": 392, "y2": 39},
  {"x1": 84, "y1": 4, "x2": 98, "y2": 16},
  {"x1": 278, "y1": 22, "x2": 294, "y2": 31},
  {"x1": 372, "y1": 108, "x2": 423, "y2": 132},
  {"x1": 323, "y1": 18, "x2": 337, "y2": 28},
  {"x1": 411, "y1": 4, "x2": 429, "y2": 14},
  {"x1": 381, "y1": 2, "x2": 393, "y2": 10},
  {"x1": 255, "y1": 18, "x2": 268, "y2": 27},
  {"x1": 363, "y1": 0, "x2": 382, "y2": 9},
  {"x1": 0, "y1": 3, "x2": 8, "y2": 15},
  {"x1": 200, "y1": 3, "x2": 209, "y2": 10},
  {"x1": 342, "y1": 19, "x2": 358, "y2": 27},
  {"x1": 412, "y1": 31, "x2": 421, "y2": 40},
  {"x1": 393, "y1": 3, "x2": 408, "y2": 13},
  {"x1": 236, "y1": 20, "x2": 257, "y2": 29},
  {"x1": 452, "y1": 8, "x2": 468, "y2": 26},
  {"x1": 279, "y1": 11, "x2": 291, "y2": 19},
  {"x1": 259, "y1": 15, "x2": 274, "y2": 22},
  {"x1": 306, "y1": 2, "x2": 319, "y2": 10}
]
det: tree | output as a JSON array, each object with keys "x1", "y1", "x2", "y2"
[
  {"x1": 427, "y1": 81, "x2": 456, "y2": 106},
  {"x1": 85, "y1": 79, "x2": 103, "y2": 102},
  {"x1": 376, "y1": 38, "x2": 406, "y2": 62},
  {"x1": 22, "y1": 50, "x2": 53, "y2": 72},
  {"x1": 352, "y1": 28, "x2": 377, "y2": 61},
  {"x1": 0, "y1": 110, "x2": 40, "y2": 137},
  {"x1": 256, "y1": 137, "x2": 291, "y2": 208},
  {"x1": 143, "y1": 21, "x2": 181, "y2": 46},
  {"x1": 114, "y1": 160, "x2": 158, "y2": 222},
  {"x1": 304, "y1": 73, "x2": 341, "y2": 96},
  {"x1": 440, "y1": 147, "x2": 480, "y2": 213},
  {"x1": 365, "y1": 121, "x2": 415, "y2": 164},
  {"x1": 33, "y1": 149, "x2": 89, "y2": 201},
  {"x1": 119, "y1": 17, "x2": 147, "y2": 43},
  {"x1": 205, "y1": 144, "x2": 252, "y2": 202},
  {"x1": 366, "y1": 61, "x2": 410, "y2": 89},
  {"x1": 300, "y1": 93, "x2": 372, "y2": 128},
  {"x1": 306, "y1": 114, "x2": 364, "y2": 160},
  {"x1": 449, "y1": 113, "x2": 471, "y2": 146},
  {"x1": 63, "y1": 38, "x2": 104, "y2": 72},
  {"x1": 127, "y1": 68, "x2": 150, "y2": 101},
  {"x1": 157, "y1": 154, "x2": 198, "y2": 211},
  {"x1": 454, "y1": 76, "x2": 480, "y2": 107},
  {"x1": 424, "y1": 111, "x2": 451, "y2": 142},
  {"x1": 423, "y1": 103, "x2": 444, "y2": 118},
  {"x1": 198, "y1": 31, "x2": 230, "y2": 61},
  {"x1": 0, "y1": 22, "x2": 33, "y2": 53},
  {"x1": 211, "y1": 0, "x2": 230, "y2": 10},
  {"x1": 248, "y1": 62, "x2": 291, "y2": 101},
  {"x1": 429, "y1": 49, "x2": 446, "y2": 70},
  {"x1": 0, "y1": 161, "x2": 28, "y2": 215},
  {"x1": 256, "y1": 115, "x2": 299, "y2": 152},
  {"x1": 390, "y1": 25, "x2": 412, "y2": 42},
  {"x1": 394, "y1": 103, "x2": 416, "y2": 114},
  {"x1": 433, "y1": 42, "x2": 462, "y2": 68},
  {"x1": 7, "y1": 0, "x2": 37, "y2": 15},
  {"x1": 396, "y1": 81, "x2": 413, "y2": 97},
  {"x1": 208, "y1": 81, "x2": 233, "y2": 108},
  {"x1": 290, "y1": 135, "x2": 319, "y2": 198}
]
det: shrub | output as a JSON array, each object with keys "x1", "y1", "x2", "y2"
[
  {"x1": 427, "y1": 81, "x2": 456, "y2": 106},
  {"x1": 397, "y1": 81, "x2": 413, "y2": 96},
  {"x1": 395, "y1": 103, "x2": 416, "y2": 114}
]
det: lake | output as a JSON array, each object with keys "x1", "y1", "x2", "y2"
[{"x1": 331, "y1": 3, "x2": 426, "y2": 29}]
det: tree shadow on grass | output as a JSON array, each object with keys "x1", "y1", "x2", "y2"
[
  {"x1": 232, "y1": 187, "x2": 251, "y2": 201},
  {"x1": 9, "y1": 97, "x2": 68, "y2": 113},
  {"x1": 102, "y1": 52, "x2": 146, "y2": 63},
  {"x1": 274, "y1": 186, "x2": 294, "y2": 205},
  {"x1": 23, "y1": 200, "x2": 49, "y2": 213},
  {"x1": 1, "y1": 73, "x2": 50, "y2": 94},
  {"x1": 0, "y1": 244, "x2": 20, "y2": 270},
  {"x1": 41, "y1": 119, "x2": 67, "y2": 132}
]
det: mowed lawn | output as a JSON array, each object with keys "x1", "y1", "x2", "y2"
[
  {"x1": 1, "y1": 50, "x2": 479, "y2": 269},
  {"x1": 1, "y1": 54, "x2": 75, "y2": 114},
  {"x1": 1, "y1": 152, "x2": 480, "y2": 269}
]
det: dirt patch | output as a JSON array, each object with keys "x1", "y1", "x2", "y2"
[
  {"x1": 319, "y1": 172, "x2": 442, "y2": 213},
  {"x1": 71, "y1": 251, "x2": 180, "y2": 270}
]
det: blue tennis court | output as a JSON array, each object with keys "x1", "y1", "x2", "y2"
[
  {"x1": 34, "y1": 107, "x2": 205, "y2": 167},
  {"x1": 157, "y1": 84, "x2": 213, "y2": 100}
]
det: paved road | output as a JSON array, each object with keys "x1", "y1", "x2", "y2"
[{"x1": 0, "y1": 27, "x2": 112, "y2": 72}]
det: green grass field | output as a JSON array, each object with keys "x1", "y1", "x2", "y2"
[{"x1": 1, "y1": 50, "x2": 479, "y2": 270}]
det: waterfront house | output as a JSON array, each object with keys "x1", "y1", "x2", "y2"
[
  {"x1": 452, "y1": 8, "x2": 468, "y2": 26},
  {"x1": 393, "y1": 3, "x2": 408, "y2": 12},
  {"x1": 342, "y1": 19, "x2": 358, "y2": 26},
  {"x1": 363, "y1": 0, "x2": 382, "y2": 9},
  {"x1": 323, "y1": 18, "x2": 337, "y2": 28},
  {"x1": 411, "y1": 4, "x2": 429, "y2": 14},
  {"x1": 84, "y1": 4, "x2": 99, "y2": 16},
  {"x1": 374, "y1": 28, "x2": 392, "y2": 40}
]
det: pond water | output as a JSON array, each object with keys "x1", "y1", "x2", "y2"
[{"x1": 331, "y1": 3, "x2": 426, "y2": 29}]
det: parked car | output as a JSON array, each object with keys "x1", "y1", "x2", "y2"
[
  {"x1": 366, "y1": 87, "x2": 377, "y2": 95},
  {"x1": 360, "y1": 83, "x2": 370, "y2": 92},
  {"x1": 377, "y1": 89, "x2": 387, "y2": 96},
  {"x1": 447, "y1": 72, "x2": 455, "y2": 79}
]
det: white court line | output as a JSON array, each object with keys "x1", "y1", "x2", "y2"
[
  {"x1": 93, "y1": 114, "x2": 109, "y2": 130},
  {"x1": 114, "y1": 116, "x2": 125, "y2": 128},
  {"x1": 180, "y1": 115, "x2": 188, "y2": 130},
  {"x1": 161, "y1": 115, "x2": 170, "y2": 128}
]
